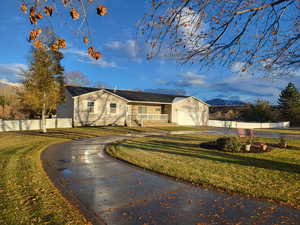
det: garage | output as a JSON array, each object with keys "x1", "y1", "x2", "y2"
[
  {"x1": 172, "y1": 97, "x2": 209, "y2": 126},
  {"x1": 177, "y1": 109, "x2": 201, "y2": 126}
]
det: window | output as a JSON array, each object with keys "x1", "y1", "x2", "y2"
[
  {"x1": 110, "y1": 103, "x2": 117, "y2": 113},
  {"x1": 138, "y1": 106, "x2": 147, "y2": 114},
  {"x1": 155, "y1": 108, "x2": 161, "y2": 112},
  {"x1": 87, "y1": 101, "x2": 94, "y2": 113}
]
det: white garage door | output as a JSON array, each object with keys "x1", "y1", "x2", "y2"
[{"x1": 177, "y1": 109, "x2": 201, "y2": 126}]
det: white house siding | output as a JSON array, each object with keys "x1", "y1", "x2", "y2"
[
  {"x1": 73, "y1": 90, "x2": 128, "y2": 126},
  {"x1": 57, "y1": 89, "x2": 74, "y2": 118},
  {"x1": 172, "y1": 97, "x2": 209, "y2": 126}
]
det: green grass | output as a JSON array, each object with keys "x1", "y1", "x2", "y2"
[
  {"x1": 256, "y1": 128, "x2": 300, "y2": 135},
  {"x1": 149, "y1": 126, "x2": 208, "y2": 131},
  {"x1": 106, "y1": 134, "x2": 300, "y2": 208},
  {"x1": 0, "y1": 126, "x2": 144, "y2": 225}
]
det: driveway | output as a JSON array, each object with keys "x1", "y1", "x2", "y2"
[{"x1": 42, "y1": 134, "x2": 300, "y2": 225}]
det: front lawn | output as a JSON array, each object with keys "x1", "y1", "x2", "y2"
[
  {"x1": 256, "y1": 128, "x2": 300, "y2": 135},
  {"x1": 106, "y1": 134, "x2": 300, "y2": 208},
  {"x1": 0, "y1": 127, "x2": 143, "y2": 225},
  {"x1": 150, "y1": 126, "x2": 208, "y2": 131}
]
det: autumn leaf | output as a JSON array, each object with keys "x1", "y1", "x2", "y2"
[
  {"x1": 83, "y1": 36, "x2": 89, "y2": 45},
  {"x1": 35, "y1": 13, "x2": 43, "y2": 20},
  {"x1": 51, "y1": 43, "x2": 59, "y2": 52},
  {"x1": 33, "y1": 40, "x2": 43, "y2": 49},
  {"x1": 57, "y1": 39, "x2": 67, "y2": 49},
  {"x1": 21, "y1": 4, "x2": 27, "y2": 14},
  {"x1": 70, "y1": 8, "x2": 80, "y2": 20},
  {"x1": 97, "y1": 5, "x2": 108, "y2": 16},
  {"x1": 44, "y1": 6, "x2": 53, "y2": 16}
]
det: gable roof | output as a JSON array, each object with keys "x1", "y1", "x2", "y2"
[{"x1": 65, "y1": 85, "x2": 208, "y2": 104}]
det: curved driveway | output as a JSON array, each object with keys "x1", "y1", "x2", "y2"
[{"x1": 42, "y1": 133, "x2": 300, "y2": 225}]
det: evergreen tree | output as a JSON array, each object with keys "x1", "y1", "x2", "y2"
[
  {"x1": 278, "y1": 82, "x2": 300, "y2": 126},
  {"x1": 20, "y1": 48, "x2": 65, "y2": 133},
  {"x1": 241, "y1": 99, "x2": 277, "y2": 122}
]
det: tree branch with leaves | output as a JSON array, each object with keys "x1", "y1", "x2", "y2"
[{"x1": 20, "y1": 0, "x2": 108, "y2": 60}]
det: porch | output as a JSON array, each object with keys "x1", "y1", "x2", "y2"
[{"x1": 126, "y1": 103, "x2": 172, "y2": 126}]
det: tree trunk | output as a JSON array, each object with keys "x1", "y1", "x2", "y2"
[{"x1": 41, "y1": 92, "x2": 47, "y2": 133}]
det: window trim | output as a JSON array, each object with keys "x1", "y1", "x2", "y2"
[
  {"x1": 138, "y1": 105, "x2": 147, "y2": 114},
  {"x1": 110, "y1": 103, "x2": 117, "y2": 114},
  {"x1": 87, "y1": 101, "x2": 95, "y2": 113}
]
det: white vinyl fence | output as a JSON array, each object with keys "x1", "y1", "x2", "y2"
[
  {"x1": 208, "y1": 120, "x2": 290, "y2": 129},
  {"x1": 0, "y1": 118, "x2": 72, "y2": 132}
]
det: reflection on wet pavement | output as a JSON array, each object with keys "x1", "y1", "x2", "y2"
[{"x1": 42, "y1": 134, "x2": 300, "y2": 225}]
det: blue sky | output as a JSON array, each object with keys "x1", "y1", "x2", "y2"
[{"x1": 0, "y1": 0, "x2": 299, "y2": 104}]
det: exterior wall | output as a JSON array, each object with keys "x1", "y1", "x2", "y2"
[
  {"x1": 162, "y1": 104, "x2": 172, "y2": 122},
  {"x1": 172, "y1": 97, "x2": 209, "y2": 126},
  {"x1": 129, "y1": 103, "x2": 162, "y2": 115},
  {"x1": 57, "y1": 89, "x2": 74, "y2": 118},
  {"x1": 0, "y1": 118, "x2": 72, "y2": 132},
  {"x1": 208, "y1": 120, "x2": 290, "y2": 129},
  {"x1": 73, "y1": 90, "x2": 128, "y2": 126}
]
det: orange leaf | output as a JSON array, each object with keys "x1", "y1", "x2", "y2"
[
  {"x1": 21, "y1": 4, "x2": 27, "y2": 14},
  {"x1": 97, "y1": 5, "x2": 108, "y2": 16},
  {"x1": 33, "y1": 40, "x2": 42, "y2": 49},
  {"x1": 70, "y1": 8, "x2": 80, "y2": 20},
  {"x1": 83, "y1": 36, "x2": 89, "y2": 45}
]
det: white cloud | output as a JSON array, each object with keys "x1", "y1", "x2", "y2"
[
  {"x1": 0, "y1": 63, "x2": 27, "y2": 79},
  {"x1": 63, "y1": 48, "x2": 118, "y2": 68},
  {"x1": 78, "y1": 58, "x2": 117, "y2": 68},
  {"x1": 105, "y1": 41, "x2": 122, "y2": 49},
  {"x1": 63, "y1": 48, "x2": 88, "y2": 57},
  {"x1": 105, "y1": 40, "x2": 142, "y2": 62},
  {"x1": 178, "y1": 72, "x2": 207, "y2": 86},
  {"x1": 230, "y1": 62, "x2": 247, "y2": 73},
  {"x1": 0, "y1": 78, "x2": 22, "y2": 87},
  {"x1": 158, "y1": 72, "x2": 207, "y2": 87}
]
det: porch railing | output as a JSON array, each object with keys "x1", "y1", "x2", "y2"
[
  {"x1": 127, "y1": 114, "x2": 168, "y2": 126},
  {"x1": 128, "y1": 114, "x2": 168, "y2": 121}
]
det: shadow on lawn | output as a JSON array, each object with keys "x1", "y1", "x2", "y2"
[
  {"x1": 120, "y1": 139, "x2": 300, "y2": 174},
  {"x1": 156, "y1": 135, "x2": 213, "y2": 142},
  {"x1": 16, "y1": 130, "x2": 98, "y2": 140}
]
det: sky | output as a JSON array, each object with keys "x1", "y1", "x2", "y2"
[{"x1": 0, "y1": 0, "x2": 299, "y2": 104}]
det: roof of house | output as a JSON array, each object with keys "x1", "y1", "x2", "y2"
[{"x1": 65, "y1": 85, "x2": 190, "y2": 103}]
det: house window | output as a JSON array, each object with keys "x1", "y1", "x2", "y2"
[
  {"x1": 110, "y1": 103, "x2": 117, "y2": 113},
  {"x1": 138, "y1": 105, "x2": 147, "y2": 114},
  {"x1": 87, "y1": 101, "x2": 94, "y2": 113},
  {"x1": 155, "y1": 108, "x2": 161, "y2": 112}
]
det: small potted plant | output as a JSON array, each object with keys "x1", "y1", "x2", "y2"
[
  {"x1": 260, "y1": 143, "x2": 268, "y2": 151},
  {"x1": 245, "y1": 142, "x2": 251, "y2": 151},
  {"x1": 279, "y1": 136, "x2": 288, "y2": 148},
  {"x1": 245, "y1": 135, "x2": 253, "y2": 152}
]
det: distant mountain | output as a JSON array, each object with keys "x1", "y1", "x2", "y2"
[{"x1": 206, "y1": 98, "x2": 246, "y2": 106}]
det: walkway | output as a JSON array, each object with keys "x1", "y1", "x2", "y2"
[{"x1": 42, "y1": 134, "x2": 300, "y2": 225}]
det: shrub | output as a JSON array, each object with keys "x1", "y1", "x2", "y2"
[{"x1": 216, "y1": 136, "x2": 242, "y2": 152}]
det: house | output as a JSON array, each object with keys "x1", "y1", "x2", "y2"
[{"x1": 57, "y1": 86, "x2": 209, "y2": 126}]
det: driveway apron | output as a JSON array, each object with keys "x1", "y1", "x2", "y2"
[{"x1": 42, "y1": 134, "x2": 300, "y2": 225}]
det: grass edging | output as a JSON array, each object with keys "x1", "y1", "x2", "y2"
[
  {"x1": 105, "y1": 140, "x2": 300, "y2": 210},
  {"x1": 40, "y1": 140, "x2": 93, "y2": 225},
  {"x1": 0, "y1": 133, "x2": 93, "y2": 225}
]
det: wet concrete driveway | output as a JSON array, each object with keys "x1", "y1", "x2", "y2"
[{"x1": 42, "y1": 134, "x2": 300, "y2": 225}]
